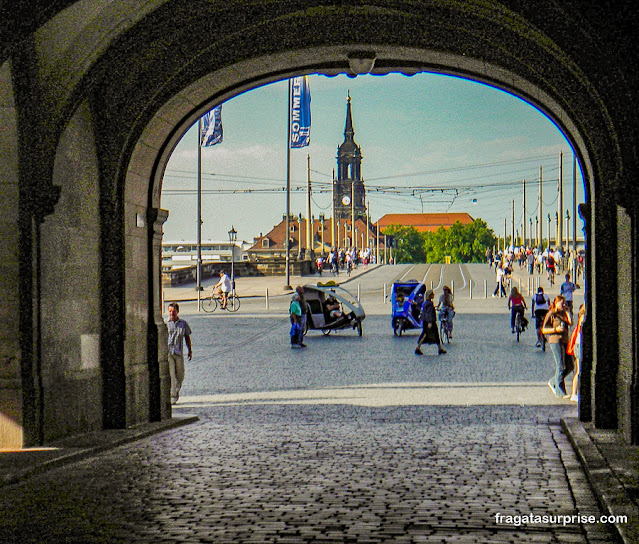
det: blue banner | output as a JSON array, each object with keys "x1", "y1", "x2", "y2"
[
  {"x1": 200, "y1": 105, "x2": 223, "y2": 147},
  {"x1": 290, "y1": 76, "x2": 311, "y2": 148}
]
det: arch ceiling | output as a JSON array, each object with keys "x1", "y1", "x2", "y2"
[{"x1": 12, "y1": 0, "x2": 634, "y2": 210}]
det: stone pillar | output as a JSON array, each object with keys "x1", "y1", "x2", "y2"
[
  {"x1": 616, "y1": 204, "x2": 638, "y2": 443},
  {"x1": 578, "y1": 203, "x2": 592, "y2": 423},
  {"x1": 591, "y1": 194, "x2": 619, "y2": 429},
  {"x1": 0, "y1": 60, "x2": 24, "y2": 448},
  {"x1": 149, "y1": 208, "x2": 170, "y2": 421}
]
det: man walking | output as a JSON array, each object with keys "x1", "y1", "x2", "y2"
[
  {"x1": 167, "y1": 302, "x2": 192, "y2": 404},
  {"x1": 560, "y1": 273, "x2": 580, "y2": 315}
]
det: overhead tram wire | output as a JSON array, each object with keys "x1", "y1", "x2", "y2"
[{"x1": 164, "y1": 154, "x2": 562, "y2": 188}]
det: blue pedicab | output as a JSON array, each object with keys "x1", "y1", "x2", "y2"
[{"x1": 391, "y1": 280, "x2": 427, "y2": 336}]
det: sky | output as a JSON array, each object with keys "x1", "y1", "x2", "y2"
[{"x1": 161, "y1": 72, "x2": 585, "y2": 245}]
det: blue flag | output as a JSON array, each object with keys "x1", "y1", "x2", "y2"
[
  {"x1": 200, "y1": 105, "x2": 223, "y2": 147},
  {"x1": 290, "y1": 76, "x2": 311, "y2": 148}
]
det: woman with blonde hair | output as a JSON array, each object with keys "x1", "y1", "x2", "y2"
[{"x1": 541, "y1": 295, "x2": 573, "y2": 397}]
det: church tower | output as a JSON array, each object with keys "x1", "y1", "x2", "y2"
[{"x1": 333, "y1": 92, "x2": 367, "y2": 221}]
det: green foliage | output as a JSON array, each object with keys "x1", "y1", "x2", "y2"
[
  {"x1": 382, "y1": 224, "x2": 426, "y2": 263},
  {"x1": 423, "y1": 219, "x2": 497, "y2": 263},
  {"x1": 382, "y1": 219, "x2": 496, "y2": 263}
]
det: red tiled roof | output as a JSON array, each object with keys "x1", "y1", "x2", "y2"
[
  {"x1": 248, "y1": 217, "x2": 385, "y2": 252},
  {"x1": 377, "y1": 213, "x2": 474, "y2": 233}
]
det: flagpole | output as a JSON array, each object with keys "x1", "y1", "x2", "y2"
[
  {"x1": 306, "y1": 154, "x2": 312, "y2": 258},
  {"x1": 196, "y1": 118, "x2": 203, "y2": 311},
  {"x1": 285, "y1": 80, "x2": 292, "y2": 290},
  {"x1": 331, "y1": 169, "x2": 336, "y2": 249}
]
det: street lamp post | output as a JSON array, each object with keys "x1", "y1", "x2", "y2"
[{"x1": 228, "y1": 226, "x2": 237, "y2": 294}]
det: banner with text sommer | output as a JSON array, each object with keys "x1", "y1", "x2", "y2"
[{"x1": 290, "y1": 76, "x2": 311, "y2": 148}]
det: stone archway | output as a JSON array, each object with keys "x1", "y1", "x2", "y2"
[{"x1": 2, "y1": 1, "x2": 635, "y2": 448}]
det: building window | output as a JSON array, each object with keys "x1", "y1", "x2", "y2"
[{"x1": 262, "y1": 238, "x2": 270, "y2": 248}]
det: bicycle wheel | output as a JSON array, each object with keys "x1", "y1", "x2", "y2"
[
  {"x1": 515, "y1": 314, "x2": 521, "y2": 342},
  {"x1": 226, "y1": 294, "x2": 241, "y2": 312},
  {"x1": 440, "y1": 321, "x2": 448, "y2": 344},
  {"x1": 202, "y1": 296, "x2": 217, "y2": 313}
]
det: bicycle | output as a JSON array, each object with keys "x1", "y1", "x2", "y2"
[
  {"x1": 201, "y1": 291, "x2": 241, "y2": 313},
  {"x1": 439, "y1": 312, "x2": 451, "y2": 344},
  {"x1": 514, "y1": 311, "x2": 523, "y2": 342}
]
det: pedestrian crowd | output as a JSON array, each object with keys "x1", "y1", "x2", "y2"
[
  {"x1": 164, "y1": 246, "x2": 584, "y2": 408},
  {"x1": 487, "y1": 245, "x2": 584, "y2": 297},
  {"x1": 317, "y1": 247, "x2": 374, "y2": 276}
]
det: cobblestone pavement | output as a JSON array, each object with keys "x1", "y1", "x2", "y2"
[
  {"x1": 0, "y1": 404, "x2": 617, "y2": 543},
  {"x1": 0, "y1": 265, "x2": 607, "y2": 543}
]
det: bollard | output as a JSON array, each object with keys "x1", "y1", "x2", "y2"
[
  {"x1": 430, "y1": 280, "x2": 433, "y2": 290},
  {"x1": 451, "y1": 280, "x2": 454, "y2": 294},
  {"x1": 484, "y1": 279, "x2": 487, "y2": 298},
  {"x1": 265, "y1": 287, "x2": 269, "y2": 309},
  {"x1": 518, "y1": 277, "x2": 521, "y2": 292},
  {"x1": 469, "y1": 279, "x2": 473, "y2": 299},
  {"x1": 357, "y1": 284, "x2": 360, "y2": 301},
  {"x1": 383, "y1": 283, "x2": 387, "y2": 303}
]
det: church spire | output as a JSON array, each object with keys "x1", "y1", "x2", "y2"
[{"x1": 344, "y1": 90, "x2": 354, "y2": 142}]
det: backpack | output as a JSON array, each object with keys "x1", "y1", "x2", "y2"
[{"x1": 535, "y1": 293, "x2": 545, "y2": 305}]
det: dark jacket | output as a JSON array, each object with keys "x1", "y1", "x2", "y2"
[{"x1": 420, "y1": 299, "x2": 436, "y2": 325}]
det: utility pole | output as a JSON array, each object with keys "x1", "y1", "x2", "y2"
[
  {"x1": 566, "y1": 210, "x2": 571, "y2": 254},
  {"x1": 538, "y1": 166, "x2": 543, "y2": 249},
  {"x1": 365, "y1": 200, "x2": 369, "y2": 250},
  {"x1": 351, "y1": 181, "x2": 355, "y2": 250},
  {"x1": 331, "y1": 169, "x2": 336, "y2": 250},
  {"x1": 573, "y1": 154, "x2": 578, "y2": 254},
  {"x1": 529, "y1": 218, "x2": 533, "y2": 248},
  {"x1": 558, "y1": 151, "x2": 564, "y2": 251},
  {"x1": 376, "y1": 220, "x2": 380, "y2": 263},
  {"x1": 522, "y1": 179, "x2": 526, "y2": 248},
  {"x1": 555, "y1": 211, "x2": 559, "y2": 247},
  {"x1": 511, "y1": 199, "x2": 515, "y2": 248},
  {"x1": 503, "y1": 217, "x2": 507, "y2": 252}
]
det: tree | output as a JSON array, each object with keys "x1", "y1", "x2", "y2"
[
  {"x1": 382, "y1": 224, "x2": 426, "y2": 263},
  {"x1": 423, "y1": 219, "x2": 497, "y2": 263}
]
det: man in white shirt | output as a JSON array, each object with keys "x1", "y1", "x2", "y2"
[
  {"x1": 214, "y1": 271, "x2": 232, "y2": 309},
  {"x1": 167, "y1": 303, "x2": 192, "y2": 404}
]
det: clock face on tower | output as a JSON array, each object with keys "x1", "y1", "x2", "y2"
[{"x1": 341, "y1": 195, "x2": 351, "y2": 206}]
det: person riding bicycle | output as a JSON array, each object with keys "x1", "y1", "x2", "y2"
[
  {"x1": 436, "y1": 285, "x2": 455, "y2": 340},
  {"x1": 213, "y1": 271, "x2": 232, "y2": 309},
  {"x1": 531, "y1": 286, "x2": 551, "y2": 347},
  {"x1": 546, "y1": 249, "x2": 556, "y2": 284},
  {"x1": 508, "y1": 286, "x2": 529, "y2": 334}
]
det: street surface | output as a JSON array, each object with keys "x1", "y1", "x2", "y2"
[{"x1": 2, "y1": 263, "x2": 605, "y2": 544}]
